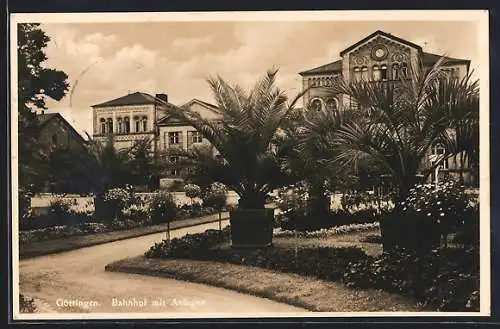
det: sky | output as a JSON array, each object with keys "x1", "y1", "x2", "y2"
[{"x1": 37, "y1": 19, "x2": 481, "y2": 137}]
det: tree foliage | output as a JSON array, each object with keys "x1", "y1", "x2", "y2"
[
  {"x1": 17, "y1": 23, "x2": 70, "y2": 189},
  {"x1": 163, "y1": 68, "x2": 305, "y2": 209},
  {"x1": 301, "y1": 57, "x2": 479, "y2": 200}
]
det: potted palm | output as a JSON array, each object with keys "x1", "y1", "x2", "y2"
[{"x1": 164, "y1": 68, "x2": 304, "y2": 248}]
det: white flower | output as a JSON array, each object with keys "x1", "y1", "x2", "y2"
[{"x1": 440, "y1": 213, "x2": 445, "y2": 217}]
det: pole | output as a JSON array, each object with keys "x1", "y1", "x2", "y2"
[{"x1": 435, "y1": 165, "x2": 439, "y2": 190}]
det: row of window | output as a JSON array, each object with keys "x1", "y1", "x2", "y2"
[
  {"x1": 352, "y1": 63, "x2": 408, "y2": 82},
  {"x1": 99, "y1": 116, "x2": 148, "y2": 134},
  {"x1": 309, "y1": 98, "x2": 338, "y2": 111},
  {"x1": 308, "y1": 76, "x2": 337, "y2": 87},
  {"x1": 165, "y1": 131, "x2": 203, "y2": 147}
]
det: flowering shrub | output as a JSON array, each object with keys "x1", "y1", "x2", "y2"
[
  {"x1": 382, "y1": 181, "x2": 476, "y2": 252},
  {"x1": 150, "y1": 192, "x2": 177, "y2": 224},
  {"x1": 343, "y1": 246, "x2": 479, "y2": 311},
  {"x1": 341, "y1": 191, "x2": 394, "y2": 212},
  {"x1": 122, "y1": 203, "x2": 151, "y2": 220},
  {"x1": 145, "y1": 227, "x2": 369, "y2": 282},
  {"x1": 145, "y1": 227, "x2": 230, "y2": 258},
  {"x1": 48, "y1": 198, "x2": 72, "y2": 218},
  {"x1": 184, "y1": 184, "x2": 202, "y2": 205},
  {"x1": 19, "y1": 222, "x2": 108, "y2": 244},
  {"x1": 103, "y1": 187, "x2": 133, "y2": 219},
  {"x1": 202, "y1": 182, "x2": 227, "y2": 210},
  {"x1": 273, "y1": 222, "x2": 379, "y2": 238},
  {"x1": 18, "y1": 189, "x2": 33, "y2": 222}
]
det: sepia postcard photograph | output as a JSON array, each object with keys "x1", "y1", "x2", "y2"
[{"x1": 9, "y1": 10, "x2": 490, "y2": 321}]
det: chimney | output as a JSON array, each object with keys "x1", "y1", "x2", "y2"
[{"x1": 155, "y1": 93, "x2": 168, "y2": 103}]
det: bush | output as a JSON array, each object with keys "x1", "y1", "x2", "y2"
[
  {"x1": 382, "y1": 181, "x2": 475, "y2": 252},
  {"x1": 184, "y1": 184, "x2": 202, "y2": 204},
  {"x1": 19, "y1": 294, "x2": 37, "y2": 313},
  {"x1": 102, "y1": 187, "x2": 134, "y2": 220},
  {"x1": 145, "y1": 227, "x2": 230, "y2": 258},
  {"x1": 145, "y1": 227, "x2": 369, "y2": 282},
  {"x1": 343, "y1": 246, "x2": 479, "y2": 311},
  {"x1": 150, "y1": 192, "x2": 177, "y2": 224},
  {"x1": 202, "y1": 182, "x2": 227, "y2": 210}
]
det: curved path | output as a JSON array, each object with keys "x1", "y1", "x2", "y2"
[{"x1": 19, "y1": 220, "x2": 306, "y2": 316}]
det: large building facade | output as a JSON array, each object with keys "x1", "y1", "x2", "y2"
[
  {"x1": 92, "y1": 93, "x2": 221, "y2": 184},
  {"x1": 299, "y1": 30, "x2": 470, "y2": 111},
  {"x1": 298, "y1": 30, "x2": 475, "y2": 185}
]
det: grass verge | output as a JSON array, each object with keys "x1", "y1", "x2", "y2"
[{"x1": 105, "y1": 256, "x2": 423, "y2": 312}]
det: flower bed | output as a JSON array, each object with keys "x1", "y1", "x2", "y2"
[
  {"x1": 343, "y1": 247, "x2": 479, "y2": 312},
  {"x1": 273, "y1": 222, "x2": 379, "y2": 238},
  {"x1": 19, "y1": 222, "x2": 108, "y2": 244},
  {"x1": 145, "y1": 225, "x2": 480, "y2": 312}
]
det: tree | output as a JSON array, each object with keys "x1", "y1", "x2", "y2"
[
  {"x1": 203, "y1": 182, "x2": 228, "y2": 232},
  {"x1": 164, "y1": 68, "x2": 305, "y2": 210},
  {"x1": 17, "y1": 23, "x2": 69, "y2": 190},
  {"x1": 128, "y1": 137, "x2": 155, "y2": 188},
  {"x1": 84, "y1": 134, "x2": 134, "y2": 193},
  {"x1": 184, "y1": 184, "x2": 201, "y2": 205},
  {"x1": 309, "y1": 57, "x2": 479, "y2": 201}
]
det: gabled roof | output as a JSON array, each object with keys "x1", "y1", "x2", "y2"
[
  {"x1": 156, "y1": 115, "x2": 190, "y2": 126},
  {"x1": 422, "y1": 52, "x2": 470, "y2": 67},
  {"x1": 299, "y1": 53, "x2": 470, "y2": 77},
  {"x1": 37, "y1": 112, "x2": 87, "y2": 144},
  {"x1": 340, "y1": 30, "x2": 422, "y2": 56},
  {"x1": 181, "y1": 98, "x2": 219, "y2": 111},
  {"x1": 299, "y1": 60, "x2": 342, "y2": 76},
  {"x1": 91, "y1": 91, "x2": 176, "y2": 108}
]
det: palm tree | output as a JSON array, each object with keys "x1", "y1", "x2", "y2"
[
  {"x1": 164, "y1": 68, "x2": 305, "y2": 247},
  {"x1": 84, "y1": 134, "x2": 135, "y2": 193},
  {"x1": 310, "y1": 57, "x2": 479, "y2": 202}
]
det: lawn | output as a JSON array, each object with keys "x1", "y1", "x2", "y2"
[{"x1": 106, "y1": 226, "x2": 423, "y2": 312}]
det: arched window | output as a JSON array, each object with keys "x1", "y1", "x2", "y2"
[
  {"x1": 326, "y1": 98, "x2": 338, "y2": 111},
  {"x1": 117, "y1": 117, "x2": 123, "y2": 134},
  {"x1": 392, "y1": 63, "x2": 399, "y2": 80},
  {"x1": 372, "y1": 65, "x2": 381, "y2": 81},
  {"x1": 142, "y1": 116, "x2": 148, "y2": 132},
  {"x1": 361, "y1": 66, "x2": 369, "y2": 81},
  {"x1": 106, "y1": 118, "x2": 113, "y2": 134},
  {"x1": 401, "y1": 62, "x2": 408, "y2": 78},
  {"x1": 381, "y1": 64, "x2": 388, "y2": 81},
  {"x1": 124, "y1": 117, "x2": 130, "y2": 133},
  {"x1": 310, "y1": 99, "x2": 322, "y2": 111},
  {"x1": 100, "y1": 118, "x2": 106, "y2": 134},
  {"x1": 134, "y1": 116, "x2": 140, "y2": 132},
  {"x1": 353, "y1": 67, "x2": 361, "y2": 82}
]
